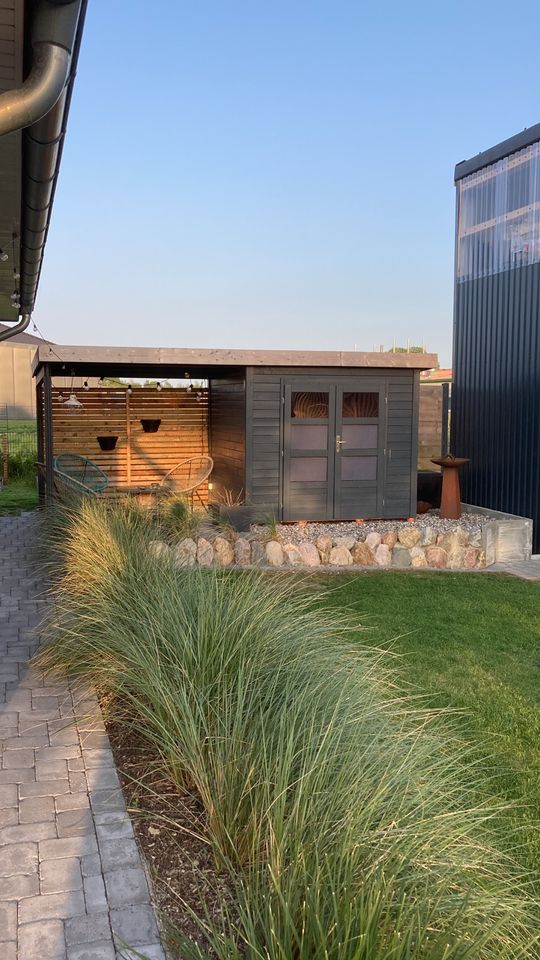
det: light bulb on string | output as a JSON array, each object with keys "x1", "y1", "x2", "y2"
[
  {"x1": 63, "y1": 393, "x2": 83, "y2": 412},
  {"x1": 83, "y1": 381, "x2": 90, "y2": 391},
  {"x1": 0, "y1": 249, "x2": 8, "y2": 262},
  {"x1": 156, "y1": 382, "x2": 162, "y2": 391}
]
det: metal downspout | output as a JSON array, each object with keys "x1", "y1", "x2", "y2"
[
  {"x1": 0, "y1": 313, "x2": 31, "y2": 343},
  {"x1": 0, "y1": 1, "x2": 83, "y2": 137}
]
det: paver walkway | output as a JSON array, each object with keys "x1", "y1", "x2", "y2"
[{"x1": 0, "y1": 514, "x2": 165, "y2": 960}]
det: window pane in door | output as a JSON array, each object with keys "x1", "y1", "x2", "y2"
[
  {"x1": 341, "y1": 456, "x2": 377, "y2": 480},
  {"x1": 290, "y1": 458, "x2": 327, "y2": 481},
  {"x1": 291, "y1": 392, "x2": 329, "y2": 419},
  {"x1": 290, "y1": 425, "x2": 328, "y2": 450},
  {"x1": 342, "y1": 392, "x2": 379, "y2": 418},
  {"x1": 342, "y1": 425, "x2": 378, "y2": 448}
]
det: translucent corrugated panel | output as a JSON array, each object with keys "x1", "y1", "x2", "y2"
[{"x1": 456, "y1": 141, "x2": 540, "y2": 281}]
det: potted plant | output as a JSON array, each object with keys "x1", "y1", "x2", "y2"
[
  {"x1": 140, "y1": 419, "x2": 161, "y2": 433},
  {"x1": 97, "y1": 436, "x2": 118, "y2": 451}
]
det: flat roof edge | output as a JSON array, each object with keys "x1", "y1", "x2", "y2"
[
  {"x1": 32, "y1": 344, "x2": 438, "y2": 374},
  {"x1": 455, "y1": 122, "x2": 540, "y2": 181}
]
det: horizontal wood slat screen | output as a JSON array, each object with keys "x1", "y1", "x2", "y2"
[{"x1": 51, "y1": 387, "x2": 209, "y2": 499}]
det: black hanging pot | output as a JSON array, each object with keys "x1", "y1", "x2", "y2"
[
  {"x1": 140, "y1": 419, "x2": 161, "y2": 433},
  {"x1": 97, "y1": 435, "x2": 118, "y2": 451}
]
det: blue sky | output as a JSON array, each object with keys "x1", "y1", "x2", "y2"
[{"x1": 35, "y1": 0, "x2": 540, "y2": 365}]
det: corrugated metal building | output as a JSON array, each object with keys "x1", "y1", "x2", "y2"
[{"x1": 452, "y1": 124, "x2": 540, "y2": 551}]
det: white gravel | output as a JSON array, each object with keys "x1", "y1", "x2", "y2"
[{"x1": 251, "y1": 510, "x2": 487, "y2": 544}]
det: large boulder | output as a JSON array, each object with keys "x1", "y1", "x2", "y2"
[
  {"x1": 172, "y1": 538, "x2": 197, "y2": 566},
  {"x1": 374, "y1": 543, "x2": 391, "y2": 566},
  {"x1": 266, "y1": 541, "x2": 285, "y2": 566},
  {"x1": 381, "y1": 531, "x2": 397, "y2": 549},
  {"x1": 351, "y1": 542, "x2": 375, "y2": 565},
  {"x1": 425, "y1": 545, "x2": 448, "y2": 568},
  {"x1": 438, "y1": 529, "x2": 469, "y2": 552},
  {"x1": 397, "y1": 526, "x2": 421, "y2": 548},
  {"x1": 462, "y1": 546, "x2": 480, "y2": 569},
  {"x1": 329, "y1": 546, "x2": 353, "y2": 566},
  {"x1": 148, "y1": 540, "x2": 170, "y2": 560},
  {"x1": 234, "y1": 538, "x2": 251, "y2": 565},
  {"x1": 365, "y1": 531, "x2": 382, "y2": 550},
  {"x1": 251, "y1": 541, "x2": 266, "y2": 565},
  {"x1": 213, "y1": 536, "x2": 234, "y2": 566},
  {"x1": 392, "y1": 544, "x2": 411, "y2": 567},
  {"x1": 420, "y1": 525, "x2": 437, "y2": 546},
  {"x1": 316, "y1": 535, "x2": 333, "y2": 563},
  {"x1": 196, "y1": 538, "x2": 214, "y2": 566},
  {"x1": 410, "y1": 546, "x2": 427, "y2": 567},
  {"x1": 298, "y1": 542, "x2": 321, "y2": 567},
  {"x1": 283, "y1": 543, "x2": 304, "y2": 566},
  {"x1": 334, "y1": 536, "x2": 356, "y2": 551}
]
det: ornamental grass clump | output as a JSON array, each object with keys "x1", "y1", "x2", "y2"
[{"x1": 36, "y1": 498, "x2": 539, "y2": 960}]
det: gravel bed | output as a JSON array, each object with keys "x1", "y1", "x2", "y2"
[{"x1": 251, "y1": 511, "x2": 487, "y2": 544}]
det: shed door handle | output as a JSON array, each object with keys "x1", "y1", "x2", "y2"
[{"x1": 336, "y1": 435, "x2": 347, "y2": 452}]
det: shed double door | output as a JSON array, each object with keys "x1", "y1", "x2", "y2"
[{"x1": 282, "y1": 378, "x2": 386, "y2": 520}]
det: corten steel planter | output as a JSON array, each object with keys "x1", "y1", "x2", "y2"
[
  {"x1": 431, "y1": 455, "x2": 469, "y2": 519},
  {"x1": 96, "y1": 436, "x2": 118, "y2": 451},
  {"x1": 140, "y1": 419, "x2": 161, "y2": 433}
]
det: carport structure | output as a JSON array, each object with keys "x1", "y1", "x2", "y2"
[{"x1": 33, "y1": 343, "x2": 436, "y2": 521}]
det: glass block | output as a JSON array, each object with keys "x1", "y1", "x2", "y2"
[
  {"x1": 290, "y1": 457, "x2": 327, "y2": 481},
  {"x1": 342, "y1": 425, "x2": 378, "y2": 449},
  {"x1": 340, "y1": 456, "x2": 377, "y2": 481},
  {"x1": 290, "y1": 425, "x2": 328, "y2": 450},
  {"x1": 342, "y1": 392, "x2": 379, "y2": 418},
  {"x1": 291, "y1": 391, "x2": 329, "y2": 419}
]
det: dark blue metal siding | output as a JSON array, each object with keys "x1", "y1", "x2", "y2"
[{"x1": 452, "y1": 262, "x2": 540, "y2": 550}]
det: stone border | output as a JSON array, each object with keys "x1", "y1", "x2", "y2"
[{"x1": 150, "y1": 523, "x2": 486, "y2": 572}]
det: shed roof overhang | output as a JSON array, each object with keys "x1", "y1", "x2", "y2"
[
  {"x1": 32, "y1": 344, "x2": 438, "y2": 381},
  {"x1": 0, "y1": 0, "x2": 87, "y2": 329},
  {"x1": 455, "y1": 121, "x2": 540, "y2": 181}
]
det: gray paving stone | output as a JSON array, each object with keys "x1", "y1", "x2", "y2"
[
  {"x1": 0, "y1": 941, "x2": 15, "y2": 960},
  {"x1": 0, "y1": 872, "x2": 39, "y2": 899},
  {"x1": 2, "y1": 748, "x2": 34, "y2": 768},
  {"x1": 0, "y1": 767, "x2": 36, "y2": 784},
  {"x1": 40, "y1": 836, "x2": 99, "y2": 861},
  {"x1": 35, "y1": 758, "x2": 69, "y2": 780},
  {"x1": 19, "y1": 889, "x2": 86, "y2": 923},
  {"x1": 104, "y1": 867, "x2": 149, "y2": 908},
  {"x1": 90, "y1": 789, "x2": 126, "y2": 815},
  {"x1": 56, "y1": 792, "x2": 91, "y2": 814},
  {"x1": 0, "y1": 821, "x2": 56, "y2": 843},
  {"x1": 65, "y1": 912, "x2": 112, "y2": 945},
  {"x1": 70, "y1": 944, "x2": 116, "y2": 960},
  {"x1": 110, "y1": 903, "x2": 159, "y2": 945},
  {"x1": 18, "y1": 918, "x2": 66, "y2": 959},
  {"x1": 40, "y1": 856, "x2": 83, "y2": 894},
  {"x1": 0, "y1": 841, "x2": 38, "y2": 877},
  {"x1": 57, "y1": 808, "x2": 96, "y2": 838},
  {"x1": 85, "y1": 767, "x2": 120, "y2": 791},
  {"x1": 95, "y1": 818, "x2": 134, "y2": 842},
  {"x1": 116, "y1": 947, "x2": 165, "y2": 960},
  {"x1": 98, "y1": 838, "x2": 140, "y2": 872},
  {"x1": 81, "y1": 853, "x2": 103, "y2": 877},
  {"x1": 84, "y1": 872, "x2": 108, "y2": 912},
  {"x1": 0, "y1": 808, "x2": 18, "y2": 828},
  {"x1": 19, "y1": 795, "x2": 55, "y2": 823},
  {"x1": 0, "y1": 898, "x2": 17, "y2": 938},
  {"x1": 19, "y1": 778, "x2": 70, "y2": 798}
]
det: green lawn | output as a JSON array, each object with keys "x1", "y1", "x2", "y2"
[
  {"x1": 315, "y1": 571, "x2": 540, "y2": 872},
  {"x1": 0, "y1": 480, "x2": 39, "y2": 514},
  {"x1": 0, "y1": 419, "x2": 36, "y2": 432}
]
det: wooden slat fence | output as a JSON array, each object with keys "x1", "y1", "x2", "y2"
[{"x1": 51, "y1": 387, "x2": 209, "y2": 499}]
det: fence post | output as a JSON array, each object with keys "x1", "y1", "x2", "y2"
[{"x1": 1, "y1": 433, "x2": 8, "y2": 484}]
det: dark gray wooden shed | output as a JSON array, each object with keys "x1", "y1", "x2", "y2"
[{"x1": 33, "y1": 345, "x2": 436, "y2": 521}]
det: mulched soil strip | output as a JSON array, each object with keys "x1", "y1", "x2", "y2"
[{"x1": 105, "y1": 715, "x2": 236, "y2": 957}]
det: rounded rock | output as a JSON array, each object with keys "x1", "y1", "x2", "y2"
[
  {"x1": 266, "y1": 541, "x2": 285, "y2": 566},
  {"x1": 425, "y1": 545, "x2": 448, "y2": 568},
  {"x1": 234, "y1": 538, "x2": 251, "y2": 565},
  {"x1": 298, "y1": 542, "x2": 321, "y2": 567},
  {"x1": 172, "y1": 538, "x2": 197, "y2": 566},
  {"x1": 351, "y1": 542, "x2": 375, "y2": 565},
  {"x1": 316, "y1": 535, "x2": 333, "y2": 563},
  {"x1": 148, "y1": 540, "x2": 170, "y2": 560},
  {"x1": 329, "y1": 546, "x2": 353, "y2": 566},
  {"x1": 381, "y1": 531, "x2": 397, "y2": 549},
  {"x1": 392, "y1": 544, "x2": 411, "y2": 567},
  {"x1": 213, "y1": 536, "x2": 234, "y2": 566},
  {"x1": 374, "y1": 543, "x2": 391, "y2": 566},
  {"x1": 365, "y1": 531, "x2": 382, "y2": 550},
  {"x1": 410, "y1": 546, "x2": 427, "y2": 567},
  {"x1": 196, "y1": 538, "x2": 214, "y2": 566},
  {"x1": 283, "y1": 543, "x2": 304, "y2": 566},
  {"x1": 397, "y1": 527, "x2": 420, "y2": 548}
]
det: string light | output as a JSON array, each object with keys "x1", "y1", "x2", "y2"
[
  {"x1": 63, "y1": 393, "x2": 83, "y2": 411},
  {"x1": 83, "y1": 381, "x2": 90, "y2": 391},
  {"x1": 127, "y1": 384, "x2": 133, "y2": 395},
  {"x1": 156, "y1": 382, "x2": 162, "y2": 391},
  {"x1": 0, "y1": 249, "x2": 8, "y2": 262}
]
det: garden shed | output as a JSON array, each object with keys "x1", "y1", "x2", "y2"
[{"x1": 32, "y1": 345, "x2": 436, "y2": 521}]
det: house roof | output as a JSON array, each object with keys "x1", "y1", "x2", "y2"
[
  {"x1": 0, "y1": 322, "x2": 48, "y2": 345},
  {"x1": 32, "y1": 343, "x2": 438, "y2": 378},
  {"x1": 455, "y1": 121, "x2": 540, "y2": 181}
]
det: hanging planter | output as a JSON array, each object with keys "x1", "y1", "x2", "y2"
[
  {"x1": 97, "y1": 435, "x2": 118, "y2": 451},
  {"x1": 140, "y1": 418, "x2": 161, "y2": 433}
]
